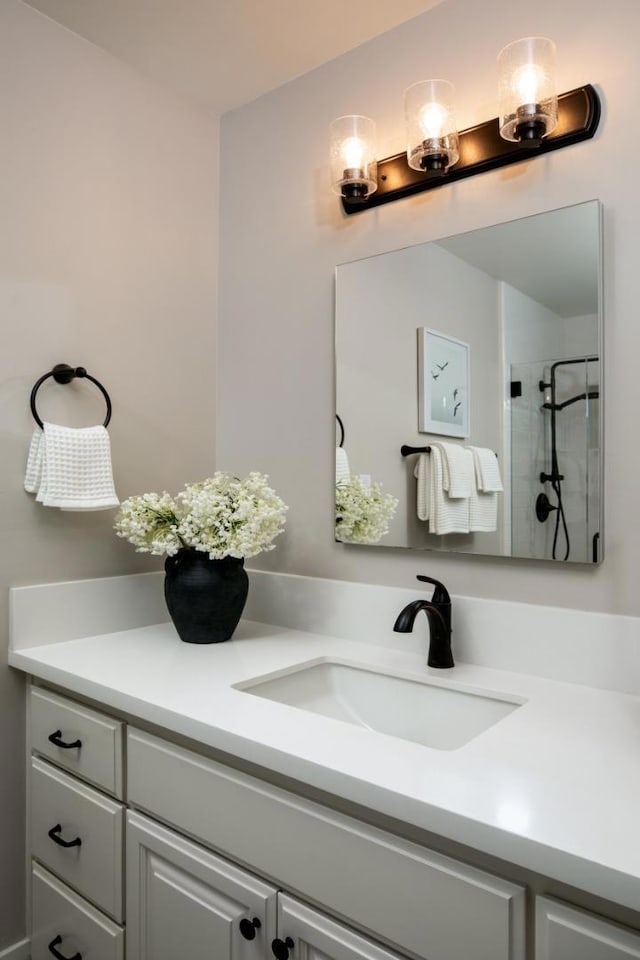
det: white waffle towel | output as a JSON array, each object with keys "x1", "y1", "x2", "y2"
[
  {"x1": 431, "y1": 441, "x2": 473, "y2": 498},
  {"x1": 414, "y1": 447, "x2": 470, "y2": 534},
  {"x1": 335, "y1": 447, "x2": 351, "y2": 485},
  {"x1": 469, "y1": 485, "x2": 498, "y2": 531},
  {"x1": 24, "y1": 423, "x2": 119, "y2": 510},
  {"x1": 24, "y1": 430, "x2": 43, "y2": 494},
  {"x1": 415, "y1": 453, "x2": 430, "y2": 521},
  {"x1": 468, "y1": 445, "x2": 503, "y2": 492}
]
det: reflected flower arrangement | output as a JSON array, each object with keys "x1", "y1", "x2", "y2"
[{"x1": 335, "y1": 477, "x2": 398, "y2": 544}]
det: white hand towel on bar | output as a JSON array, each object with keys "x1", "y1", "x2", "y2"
[
  {"x1": 24, "y1": 429, "x2": 43, "y2": 494},
  {"x1": 425, "y1": 445, "x2": 470, "y2": 534},
  {"x1": 414, "y1": 453, "x2": 430, "y2": 521},
  {"x1": 25, "y1": 423, "x2": 119, "y2": 510},
  {"x1": 469, "y1": 477, "x2": 498, "y2": 532},
  {"x1": 468, "y1": 445, "x2": 503, "y2": 492},
  {"x1": 430, "y1": 441, "x2": 473, "y2": 498},
  {"x1": 335, "y1": 447, "x2": 351, "y2": 485}
]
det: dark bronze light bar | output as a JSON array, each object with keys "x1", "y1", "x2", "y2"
[{"x1": 341, "y1": 85, "x2": 600, "y2": 215}]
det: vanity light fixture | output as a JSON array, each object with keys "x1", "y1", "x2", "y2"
[
  {"x1": 331, "y1": 39, "x2": 600, "y2": 215},
  {"x1": 498, "y1": 37, "x2": 558, "y2": 145},
  {"x1": 329, "y1": 115, "x2": 377, "y2": 201},
  {"x1": 405, "y1": 79, "x2": 459, "y2": 176}
]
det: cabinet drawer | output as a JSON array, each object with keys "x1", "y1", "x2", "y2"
[
  {"x1": 31, "y1": 862, "x2": 124, "y2": 960},
  {"x1": 536, "y1": 896, "x2": 640, "y2": 959},
  {"x1": 128, "y1": 728, "x2": 525, "y2": 960},
  {"x1": 30, "y1": 757, "x2": 124, "y2": 921},
  {"x1": 30, "y1": 686, "x2": 123, "y2": 798}
]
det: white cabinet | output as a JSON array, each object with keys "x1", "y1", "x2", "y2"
[
  {"x1": 30, "y1": 686, "x2": 124, "y2": 798},
  {"x1": 31, "y1": 862, "x2": 124, "y2": 960},
  {"x1": 276, "y1": 894, "x2": 406, "y2": 960},
  {"x1": 536, "y1": 897, "x2": 640, "y2": 959},
  {"x1": 127, "y1": 811, "x2": 278, "y2": 960},
  {"x1": 127, "y1": 812, "x2": 405, "y2": 960},
  {"x1": 24, "y1": 683, "x2": 640, "y2": 960},
  {"x1": 127, "y1": 727, "x2": 526, "y2": 960},
  {"x1": 30, "y1": 757, "x2": 124, "y2": 921},
  {"x1": 28, "y1": 686, "x2": 125, "y2": 955}
]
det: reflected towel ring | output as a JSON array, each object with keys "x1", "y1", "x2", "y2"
[
  {"x1": 30, "y1": 364, "x2": 112, "y2": 429},
  {"x1": 336, "y1": 414, "x2": 345, "y2": 448}
]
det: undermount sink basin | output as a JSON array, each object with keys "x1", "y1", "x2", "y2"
[{"x1": 235, "y1": 659, "x2": 524, "y2": 751}]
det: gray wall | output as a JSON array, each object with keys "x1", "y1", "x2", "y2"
[
  {"x1": 218, "y1": 0, "x2": 639, "y2": 612},
  {"x1": 0, "y1": 1, "x2": 218, "y2": 947}
]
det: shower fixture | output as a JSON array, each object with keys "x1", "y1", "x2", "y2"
[{"x1": 537, "y1": 357, "x2": 599, "y2": 561}]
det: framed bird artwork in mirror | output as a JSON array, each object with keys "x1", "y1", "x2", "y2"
[{"x1": 418, "y1": 328, "x2": 470, "y2": 437}]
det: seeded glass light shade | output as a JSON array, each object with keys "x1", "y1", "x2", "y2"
[
  {"x1": 405, "y1": 80, "x2": 460, "y2": 175},
  {"x1": 329, "y1": 115, "x2": 377, "y2": 200},
  {"x1": 498, "y1": 37, "x2": 558, "y2": 144}
]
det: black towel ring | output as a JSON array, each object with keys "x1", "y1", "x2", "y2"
[
  {"x1": 30, "y1": 364, "x2": 112, "y2": 429},
  {"x1": 336, "y1": 414, "x2": 345, "y2": 448}
]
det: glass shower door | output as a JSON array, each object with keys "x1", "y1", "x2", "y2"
[{"x1": 510, "y1": 357, "x2": 600, "y2": 562}]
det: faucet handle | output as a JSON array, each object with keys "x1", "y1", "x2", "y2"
[{"x1": 416, "y1": 575, "x2": 451, "y2": 605}]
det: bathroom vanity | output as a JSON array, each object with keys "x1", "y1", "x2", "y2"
[{"x1": 9, "y1": 571, "x2": 640, "y2": 960}]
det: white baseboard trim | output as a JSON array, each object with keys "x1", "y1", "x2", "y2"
[{"x1": 0, "y1": 938, "x2": 29, "y2": 960}]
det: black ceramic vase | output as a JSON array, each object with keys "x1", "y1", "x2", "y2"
[{"x1": 164, "y1": 549, "x2": 249, "y2": 644}]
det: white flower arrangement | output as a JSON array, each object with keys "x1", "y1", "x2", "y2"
[
  {"x1": 335, "y1": 477, "x2": 398, "y2": 544},
  {"x1": 114, "y1": 472, "x2": 287, "y2": 560}
]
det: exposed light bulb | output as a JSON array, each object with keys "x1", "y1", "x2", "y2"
[
  {"x1": 329, "y1": 115, "x2": 377, "y2": 200},
  {"x1": 405, "y1": 80, "x2": 459, "y2": 174},
  {"x1": 512, "y1": 62, "x2": 546, "y2": 105},
  {"x1": 498, "y1": 37, "x2": 558, "y2": 143},
  {"x1": 341, "y1": 136, "x2": 365, "y2": 170},
  {"x1": 419, "y1": 101, "x2": 448, "y2": 140}
]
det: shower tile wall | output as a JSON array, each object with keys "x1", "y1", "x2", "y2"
[
  {"x1": 511, "y1": 361, "x2": 549, "y2": 559},
  {"x1": 502, "y1": 284, "x2": 599, "y2": 562},
  {"x1": 511, "y1": 360, "x2": 599, "y2": 562}
]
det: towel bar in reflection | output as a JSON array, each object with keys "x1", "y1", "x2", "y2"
[{"x1": 401, "y1": 444, "x2": 498, "y2": 457}]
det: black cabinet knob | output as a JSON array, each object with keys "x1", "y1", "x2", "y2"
[
  {"x1": 48, "y1": 730, "x2": 82, "y2": 750},
  {"x1": 48, "y1": 936, "x2": 82, "y2": 960},
  {"x1": 239, "y1": 917, "x2": 262, "y2": 940},
  {"x1": 271, "y1": 936, "x2": 294, "y2": 960}
]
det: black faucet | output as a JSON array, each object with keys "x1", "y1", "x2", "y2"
[{"x1": 393, "y1": 575, "x2": 454, "y2": 669}]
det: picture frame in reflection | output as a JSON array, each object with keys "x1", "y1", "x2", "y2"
[{"x1": 418, "y1": 327, "x2": 470, "y2": 438}]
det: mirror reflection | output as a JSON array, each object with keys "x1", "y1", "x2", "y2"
[{"x1": 335, "y1": 200, "x2": 602, "y2": 563}]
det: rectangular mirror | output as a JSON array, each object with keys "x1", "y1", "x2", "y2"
[{"x1": 335, "y1": 200, "x2": 603, "y2": 563}]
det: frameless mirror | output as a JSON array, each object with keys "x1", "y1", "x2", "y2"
[{"x1": 335, "y1": 200, "x2": 603, "y2": 563}]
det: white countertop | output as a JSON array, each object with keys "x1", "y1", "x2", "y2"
[{"x1": 9, "y1": 617, "x2": 640, "y2": 912}]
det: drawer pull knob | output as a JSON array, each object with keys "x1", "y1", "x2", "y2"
[
  {"x1": 271, "y1": 937, "x2": 294, "y2": 959},
  {"x1": 48, "y1": 824, "x2": 82, "y2": 848},
  {"x1": 239, "y1": 917, "x2": 262, "y2": 940},
  {"x1": 48, "y1": 730, "x2": 82, "y2": 750},
  {"x1": 48, "y1": 936, "x2": 82, "y2": 960}
]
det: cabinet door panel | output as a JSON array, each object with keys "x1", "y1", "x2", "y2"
[
  {"x1": 140, "y1": 853, "x2": 241, "y2": 958},
  {"x1": 536, "y1": 897, "x2": 640, "y2": 960},
  {"x1": 127, "y1": 811, "x2": 278, "y2": 960},
  {"x1": 277, "y1": 894, "x2": 406, "y2": 960}
]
